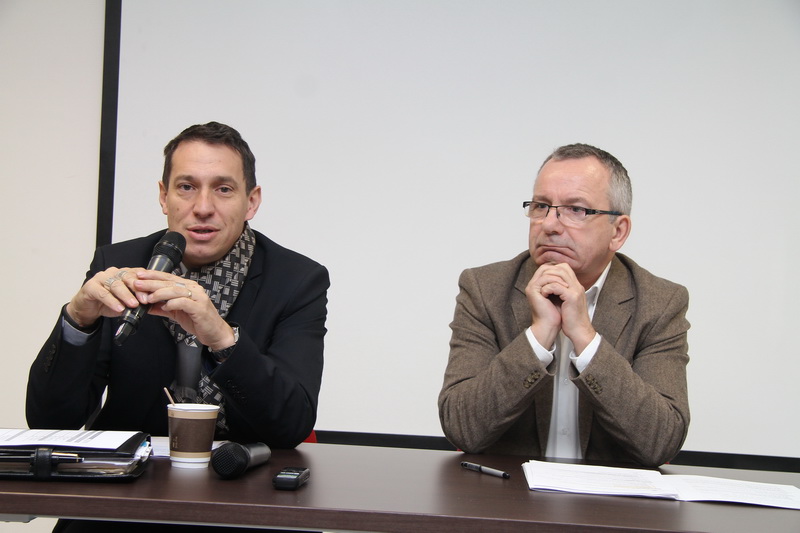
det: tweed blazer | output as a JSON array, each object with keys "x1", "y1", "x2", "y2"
[
  {"x1": 438, "y1": 251, "x2": 690, "y2": 466},
  {"x1": 27, "y1": 229, "x2": 329, "y2": 449}
]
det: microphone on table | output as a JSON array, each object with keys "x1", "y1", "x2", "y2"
[
  {"x1": 212, "y1": 442, "x2": 272, "y2": 479},
  {"x1": 113, "y1": 230, "x2": 186, "y2": 346}
]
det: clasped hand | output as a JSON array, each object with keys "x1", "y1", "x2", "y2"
[
  {"x1": 525, "y1": 263, "x2": 595, "y2": 354},
  {"x1": 67, "y1": 268, "x2": 234, "y2": 351}
]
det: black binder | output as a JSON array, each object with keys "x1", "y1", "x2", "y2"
[{"x1": 0, "y1": 430, "x2": 151, "y2": 481}]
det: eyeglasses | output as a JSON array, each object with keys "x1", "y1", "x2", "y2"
[{"x1": 523, "y1": 201, "x2": 622, "y2": 226}]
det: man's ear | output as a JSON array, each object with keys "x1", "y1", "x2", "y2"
[
  {"x1": 158, "y1": 181, "x2": 168, "y2": 215},
  {"x1": 609, "y1": 214, "x2": 631, "y2": 253},
  {"x1": 245, "y1": 185, "x2": 262, "y2": 221}
]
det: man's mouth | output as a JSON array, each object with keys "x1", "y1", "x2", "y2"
[
  {"x1": 187, "y1": 227, "x2": 218, "y2": 238},
  {"x1": 539, "y1": 244, "x2": 568, "y2": 252},
  {"x1": 536, "y1": 243, "x2": 573, "y2": 259}
]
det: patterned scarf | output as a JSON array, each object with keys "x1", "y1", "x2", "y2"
[{"x1": 166, "y1": 224, "x2": 256, "y2": 435}]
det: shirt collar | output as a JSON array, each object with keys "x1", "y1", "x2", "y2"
[{"x1": 586, "y1": 261, "x2": 612, "y2": 311}]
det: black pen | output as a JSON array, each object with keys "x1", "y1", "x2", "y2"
[{"x1": 461, "y1": 461, "x2": 510, "y2": 479}]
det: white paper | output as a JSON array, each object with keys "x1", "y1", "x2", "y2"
[
  {"x1": 662, "y1": 475, "x2": 800, "y2": 510},
  {"x1": 0, "y1": 428, "x2": 138, "y2": 450},
  {"x1": 522, "y1": 460, "x2": 800, "y2": 510},
  {"x1": 522, "y1": 460, "x2": 678, "y2": 498}
]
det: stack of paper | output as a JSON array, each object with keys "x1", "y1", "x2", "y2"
[
  {"x1": 522, "y1": 460, "x2": 800, "y2": 510},
  {"x1": 0, "y1": 428, "x2": 152, "y2": 479},
  {"x1": 522, "y1": 460, "x2": 678, "y2": 499}
]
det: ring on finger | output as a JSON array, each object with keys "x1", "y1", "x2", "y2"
[
  {"x1": 103, "y1": 277, "x2": 118, "y2": 289},
  {"x1": 186, "y1": 290, "x2": 192, "y2": 299}
]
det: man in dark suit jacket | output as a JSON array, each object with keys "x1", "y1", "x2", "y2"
[
  {"x1": 438, "y1": 144, "x2": 689, "y2": 467},
  {"x1": 27, "y1": 122, "x2": 328, "y2": 532},
  {"x1": 27, "y1": 122, "x2": 328, "y2": 448}
]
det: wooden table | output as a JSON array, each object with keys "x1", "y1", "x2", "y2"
[{"x1": 0, "y1": 442, "x2": 798, "y2": 532}]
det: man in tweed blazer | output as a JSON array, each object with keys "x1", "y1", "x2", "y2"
[{"x1": 438, "y1": 144, "x2": 689, "y2": 467}]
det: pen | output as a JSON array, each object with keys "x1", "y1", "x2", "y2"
[
  {"x1": 51, "y1": 452, "x2": 84, "y2": 463},
  {"x1": 461, "y1": 461, "x2": 510, "y2": 479},
  {"x1": 0, "y1": 452, "x2": 83, "y2": 464}
]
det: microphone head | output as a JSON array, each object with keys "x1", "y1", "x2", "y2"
[
  {"x1": 153, "y1": 231, "x2": 186, "y2": 267},
  {"x1": 211, "y1": 442, "x2": 250, "y2": 479},
  {"x1": 113, "y1": 231, "x2": 187, "y2": 346}
]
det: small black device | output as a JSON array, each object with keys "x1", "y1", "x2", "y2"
[{"x1": 272, "y1": 466, "x2": 310, "y2": 490}]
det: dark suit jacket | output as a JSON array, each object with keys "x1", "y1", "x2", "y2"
[
  {"x1": 27, "y1": 230, "x2": 329, "y2": 449},
  {"x1": 438, "y1": 251, "x2": 690, "y2": 466}
]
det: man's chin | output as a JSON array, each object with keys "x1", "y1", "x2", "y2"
[
  {"x1": 182, "y1": 248, "x2": 218, "y2": 270},
  {"x1": 534, "y1": 248, "x2": 573, "y2": 265}
]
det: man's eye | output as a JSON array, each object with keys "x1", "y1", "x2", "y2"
[
  {"x1": 532, "y1": 202, "x2": 549, "y2": 211},
  {"x1": 177, "y1": 183, "x2": 193, "y2": 191},
  {"x1": 566, "y1": 206, "x2": 587, "y2": 216},
  {"x1": 218, "y1": 186, "x2": 233, "y2": 194}
]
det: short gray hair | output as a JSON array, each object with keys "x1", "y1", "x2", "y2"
[{"x1": 538, "y1": 143, "x2": 632, "y2": 215}]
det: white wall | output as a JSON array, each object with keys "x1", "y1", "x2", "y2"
[
  {"x1": 112, "y1": 0, "x2": 800, "y2": 458},
  {"x1": 0, "y1": 0, "x2": 104, "y2": 530}
]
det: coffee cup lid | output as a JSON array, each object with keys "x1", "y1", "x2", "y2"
[{"x1": 167, "y1": 403, "x2": 220, "y2": 412}]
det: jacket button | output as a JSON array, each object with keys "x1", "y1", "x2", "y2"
[{"x1": 523, "y1": 372, "x2": 540, "y2": 388}]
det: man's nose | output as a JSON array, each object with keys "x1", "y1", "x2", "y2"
[{"x1": 193, "y1": 190, "x2": 215, "y2": 216}]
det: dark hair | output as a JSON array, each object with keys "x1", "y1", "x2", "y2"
[
  {"x1": 539, "y1": 143, "x2": 632, "y2": 215},
  {"x1": 162, "y1": 121, "x2": 257, "y2": 193}
]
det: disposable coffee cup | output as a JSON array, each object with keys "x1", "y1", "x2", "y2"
[{"x1": 167, "y1": 403, "x2": 220, "y2": 468}]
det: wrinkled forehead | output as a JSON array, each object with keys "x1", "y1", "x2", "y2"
[{"x1": 533, "y1": 157, "x2": 611, "y2": 205}]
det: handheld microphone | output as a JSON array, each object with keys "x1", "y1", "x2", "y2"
[
  {"x1": 212, "y1": 442, "x2": 272, "y2": 479},
  {"x1": 113, "y1": 231, "x2": 186, "y2": 346}
]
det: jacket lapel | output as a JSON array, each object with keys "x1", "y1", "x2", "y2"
[
  {"x1": 579, "y1": 255, "x2": 634, "y2": 454},
  {"x1": 591, "y1": 256, "x2": 634, "y2": 347}
]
